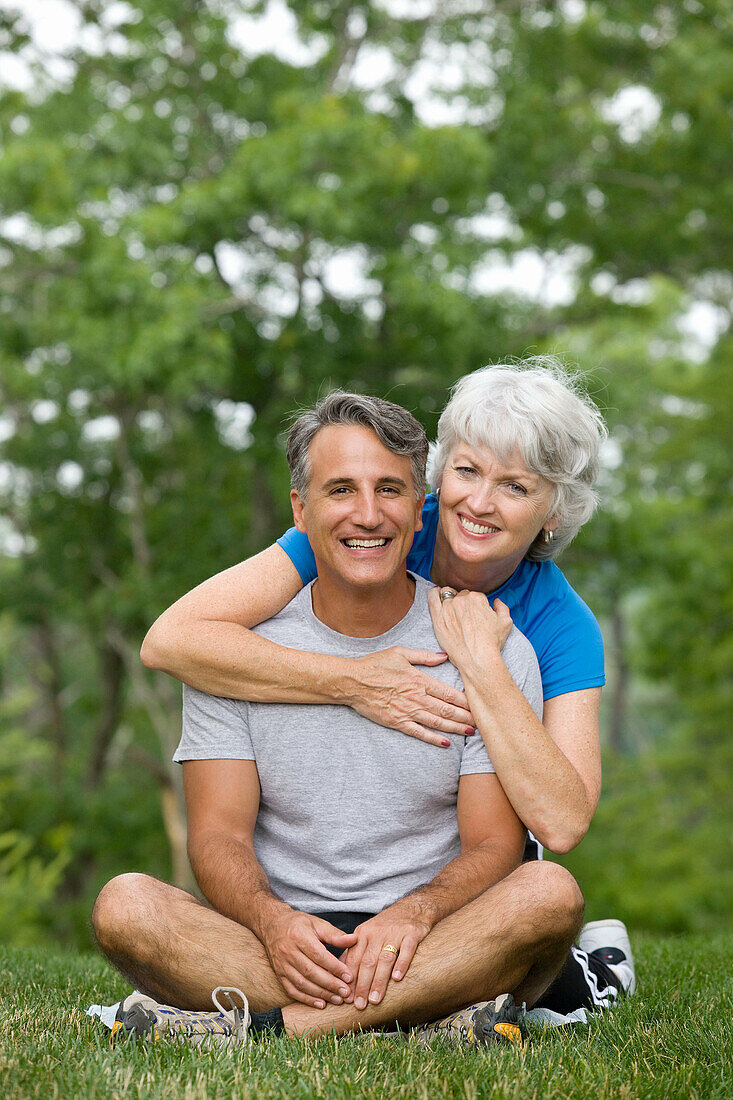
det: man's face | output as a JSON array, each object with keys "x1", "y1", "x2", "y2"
[{"x1": 291, "y1": 424, "x2": 424, "y2": 592}]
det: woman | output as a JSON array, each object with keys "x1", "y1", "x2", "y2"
[{"x1": 143, "y1": 357, "x2": 606, "y2": 857}]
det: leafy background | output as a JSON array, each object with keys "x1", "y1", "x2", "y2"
[{"x1": 0, "y1": 0, "x2": 730, "y2": 949}]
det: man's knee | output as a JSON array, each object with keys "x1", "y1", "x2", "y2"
[
  {"x1": 522, "y1": 861, "x2": 584, "y2": 936},
  {"x1": 495, "y1": 860, "x2": 584, "y2": 940},
  {"x1": 91, "y1": 872, "x2": 162, "y2": 951}
]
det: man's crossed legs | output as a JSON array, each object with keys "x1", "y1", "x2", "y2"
[{"x1": 92, "y1": 860, "x2": 583, "y2": 1039}]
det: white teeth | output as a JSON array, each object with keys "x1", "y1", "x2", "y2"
[
  {"x1": 460, "y1": 516, "x2": 499, "y2": 535},
  {"x1": 344, "y1": 538, "x2": 388, "y2": 548}
]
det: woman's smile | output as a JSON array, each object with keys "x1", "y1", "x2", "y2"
[{"x1": 457, "y1": 514, "x2": 501, "y2": 537}]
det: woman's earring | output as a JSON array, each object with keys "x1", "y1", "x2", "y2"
[{"x1": 542, "y1": 528, "x2": 554, "y2": 544}]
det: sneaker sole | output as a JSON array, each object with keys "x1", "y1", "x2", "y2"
[{"x1": 471, "y1": 995, "x2": 526, "y2": 1047}]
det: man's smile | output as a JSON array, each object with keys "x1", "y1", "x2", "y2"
[{"x1": 342, "y1": 537, "x2": 391, "y2": 549}]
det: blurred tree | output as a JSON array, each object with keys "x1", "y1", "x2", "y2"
[
  {"x1": 0, "y1": 0, "x2": 531, "y2": 937},
  {"x1": 0, "y1": 0, "x2": 730, "y2": 940}
]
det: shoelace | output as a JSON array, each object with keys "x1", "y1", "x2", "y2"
[{"x1": 211, "y1": 986, "x2": 250, "y2": 1040}]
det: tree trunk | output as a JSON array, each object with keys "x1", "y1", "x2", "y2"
[
  {"x1": 34, "y1": 620, "x2": 67, "y2": 773},
  {"x1": 86, "y1": 644, "x2": 125, "y2": 789},
  {"x1": 161, "y1": 782, "x2": 192, "y2": 890},
  {"x1": 128, "y1": 744, "x2": 195, "y2": 892}
]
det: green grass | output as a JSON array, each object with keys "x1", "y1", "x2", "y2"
[{"x1": 1, "y1": 934, "x2": 731, "y2": 1099}]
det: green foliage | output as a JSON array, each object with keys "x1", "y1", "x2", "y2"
[
  {"x1": 0, "y1": 0, "x2": 730, "y2": 944},
  {"x1": 0, "y1": 714, "x2": 71, "y2": 944},
  {"x1": 0, "y1": 831, "x2": 70, "y2": 946},
  {"x1": 557, "y1": 739, "x2": 733, "y2": 934}
]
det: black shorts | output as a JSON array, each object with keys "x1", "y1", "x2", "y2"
[{"x1": 312, "y1": 910, "x2": 375, "y2": 956}]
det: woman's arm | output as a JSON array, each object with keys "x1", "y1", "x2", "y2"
[
  {"x1": 142, "y1": 545, "x2": 309, "y2": 697},
  {"x1": 141, "y1": 544, "x2": 475, "y2": 747},
  {"x1": 428, "y1": 588, "x2": 601, "y2": 852}
]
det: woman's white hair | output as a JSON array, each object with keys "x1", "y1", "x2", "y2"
[{"x1": 428, "y1": 356, "x2": 607, "y2": 561}]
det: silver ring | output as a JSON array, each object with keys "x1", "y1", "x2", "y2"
[{"x1": 439, "y1": 588, "x2": 457, "y2": 603}]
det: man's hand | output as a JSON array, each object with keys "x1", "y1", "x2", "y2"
[
  {"x1": 261, "y1": 909, "x2": 357, "y2": 1009},
  {"x1": 344, "y1": 647, "x2": 475, "y2": 748},
  {"x1": 341, "y1": 902, "x2": 434, "y2": 1009}
]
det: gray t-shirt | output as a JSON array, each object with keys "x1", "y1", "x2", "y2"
[{"x1": 175, "y1": 574, "x2": 542, "y2": 914}]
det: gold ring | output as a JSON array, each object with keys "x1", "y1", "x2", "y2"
[
  {"x1": 382, "y1": 943, "x2": 399, "y2": 956},
  {"x1": 439, "y1": 588, "x2": 457, "y2": 603}
]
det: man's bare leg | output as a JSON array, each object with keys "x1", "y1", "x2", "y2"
[
  {"x1": 281, "y1": 861, "x2": 583, "y2": 1037},
  {"x1": 92, "y1": 873, "x2": 289, "y2": 1012},
  {"x1": 93, "y1": 861, "x2": 581, "y2": 1034}
]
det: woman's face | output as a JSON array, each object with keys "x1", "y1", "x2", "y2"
[{"x1": 437, "y1": 441, "x2": 556, "y2": 575}]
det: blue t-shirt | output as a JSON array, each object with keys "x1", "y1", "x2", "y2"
[{"x1": 277, "y1": 494, "x2": 605, "y2": 702}]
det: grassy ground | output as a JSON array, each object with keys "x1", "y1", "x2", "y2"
[{"x1": 1, "y1": 934, "x2": 731, "y2": 1099}]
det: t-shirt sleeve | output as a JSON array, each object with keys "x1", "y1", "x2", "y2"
[
  {"x1": 458, "y1": 733, "x2": 496, "y2": 776},
  {"x1": 173, "y1": 685, "x2": 255, "y2": 763},
  {"x1": 275, "y1": 527, "x2": 318, "y2": 585},
  {"x1": 536, "y1": 591, "x2": 605, "y2": 701}
]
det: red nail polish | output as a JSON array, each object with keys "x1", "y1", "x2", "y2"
[
  {"x1": 442, "y1": 738, "x2": 451, "y2": 747},
  {"x1": 465, "y1": 727, "x2": 476, "y2": 736}
]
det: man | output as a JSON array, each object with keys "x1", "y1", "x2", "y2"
[{"x1": 92, "y1": 392, "x2": 586, "y2": 1044}]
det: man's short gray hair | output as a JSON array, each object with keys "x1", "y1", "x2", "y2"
[
  {"x1": 428, "y1": 357, "x2": 607, "y2": 560},
  {"x1": 287, "y1": 390, "x2": 428, "y2": 500}
]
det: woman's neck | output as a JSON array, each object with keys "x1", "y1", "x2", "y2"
[{"x1": 431, "y1": 527, "x2": 523, "y2": 595}]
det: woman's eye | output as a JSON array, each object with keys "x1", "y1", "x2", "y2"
[
  {"x1": 456, "y1": 466, "x2": 476, "y2": 476},
  {"x1": 508, "y1": 482, "x2": 527, "y2": 494}
]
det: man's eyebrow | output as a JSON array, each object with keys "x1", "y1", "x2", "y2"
[{"x1": 321, "y1": 475, "x2": 410, "y2": 489}]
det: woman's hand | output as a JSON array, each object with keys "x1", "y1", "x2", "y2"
[
  {"x1": 343, "y1": 647, "x2": 476, "y2": 748},
  {"x1": 428, "y1": 588, "x2": 513, "y2": 672}
]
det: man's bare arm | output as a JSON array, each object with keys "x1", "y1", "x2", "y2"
[
  {"x1": 343, "y1": 771, "x2": 526, "y2": 1008},
  {"x1": 141, "y1": 544, "x2": 474, "y2": 746},
  {"x1": 183, "y1": 759, "x2": 356, "y2": 1009}
]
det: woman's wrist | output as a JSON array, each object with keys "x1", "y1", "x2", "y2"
[
  {"x1": 452, "y1": 636, "x2": 503, "y2": 670},
  {"x1": 456, "y1": 646, "x2": 507, "y2": 696},
  {"x1": 322, "y1": 655, "x2": 364, "y2": 707}
]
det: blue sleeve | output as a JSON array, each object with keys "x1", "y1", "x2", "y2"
[
  {"x1": 535, "y1": 592, "x2": 605, "y2": 701},
  {"x1": 276, "y1": 526, "x2": 318, "y2": 585}
]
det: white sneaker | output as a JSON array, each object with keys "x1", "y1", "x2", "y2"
[
  {"x1": 578, "y1": 919, "x2": 636, "y2": 996},
  {"x1": 112, "y1": 986, "x2": 250, "y2": 1045}
]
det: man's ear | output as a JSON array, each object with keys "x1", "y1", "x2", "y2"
[
  {"x1": 291, "y1": 489, "x2": 307, "y2": 533},
  {"x1": 414, "y1": 491, "x2": 425, "y2": 533}
]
